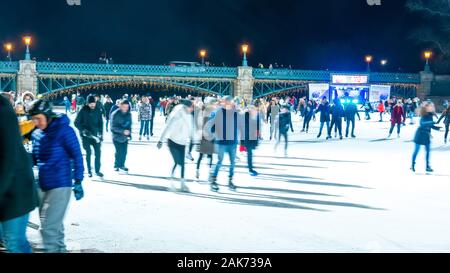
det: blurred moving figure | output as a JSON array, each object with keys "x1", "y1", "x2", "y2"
[
  {"x1": 0, "y1": 94, "x2": 38, "y2": 253},
  {"x1": 30, "y1": 100, "x2": 85, "y2": 253},
  {"x1": 411, "y1": 102, "x2": 441, "y2": 173}
]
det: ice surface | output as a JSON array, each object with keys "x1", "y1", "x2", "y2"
[{"x1": 27, "y1": 110, "x2": 450, "y2": 253}]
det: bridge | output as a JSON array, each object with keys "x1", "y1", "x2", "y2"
[{"x1": 0, "y1": 58, "x2": 431, "y2": 102}]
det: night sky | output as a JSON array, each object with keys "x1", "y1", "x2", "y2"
[{"x1": 0, "y1": 0, "x2": 430, "y2": 72}]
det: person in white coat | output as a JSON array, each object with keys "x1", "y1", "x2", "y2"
[{"x1": 157, "y1": 99, "x2": 194, "y2": 192}]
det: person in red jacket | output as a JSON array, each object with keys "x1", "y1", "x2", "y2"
[
  {"x1": 377, "y1": 100, "x2": 385, "y2": 122},
  {"x1": 388, "y1": 100, "x2": 404, "y2": 138}
]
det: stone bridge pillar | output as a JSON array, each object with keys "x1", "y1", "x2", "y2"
[
  {"x1": 417, "y1": 70, "x2": 434, "y2": 100},
  {"x1": 234, "y1": 66, "x2": 254, "y2": 103},
  {"x1": 17, "y1": 60, "x2": 38, "y2": 96}
]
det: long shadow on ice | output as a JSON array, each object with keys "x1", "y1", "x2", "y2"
[
  {"x1": 97, "y1": 179, "x2": 324, "y2": 211},
  {"x1": 237, "y1": 186, "x2": 340, "y2": 197},
  {"x1": 256, "y1": 174, "x2": 370, "y2": 189},
  {"x1": 223, "y1": 191, "x2": 384, "y2": 211},
  {"x1": 254, "y1": 155, "x2": 368, "y2": 164}
]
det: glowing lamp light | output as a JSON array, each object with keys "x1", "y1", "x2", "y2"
[
  {"x1": 381, "y1": 59, "x2": 388, "y2": 66},
  {"x1": 4, "y1": 43, "x2": 12, "y2": 51},
  {"x1": 200, "y1": 49, "x2": 207, "y2": 58},
  {"x1": 365, "y1": 55, "x2": 373, "y2": 63},
  {"x1": 242, "y1": 44, "x2": 249, "y2": 54},
  {"x1": 424, "y1": 51, "x2": 432, "y2": 60},
  {"x1": 23, "y1": 36, "x2": 32, "y2": 46}
]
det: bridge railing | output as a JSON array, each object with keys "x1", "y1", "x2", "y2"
[
  {"x1": 37, "y1": 62, "x2": 238, "y2": 78},
  {"x1": 254, "y1": 68, "x2": 421, "y2": 84},
  {"x1": 0, "y1": 61, "x2": 19, "y2": 73},
  {"x1": 253, "y1": 68, "x2": 331, "y2": 81}
]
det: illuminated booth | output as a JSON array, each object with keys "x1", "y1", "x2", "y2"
[
  {"x1": 330, "y1": 74, "x2": 370, "y2": 104},
  {"x1": 308, "y1": 74, "x2": 392, "y2": 104}
]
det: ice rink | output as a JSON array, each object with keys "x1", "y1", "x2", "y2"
[{"x1": 27, "y1": 110, "x2": 450, "y2": 253}]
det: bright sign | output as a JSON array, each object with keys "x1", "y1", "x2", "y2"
[{"x1": 331, "y1": 74, "x2": 369, "y2": 84}]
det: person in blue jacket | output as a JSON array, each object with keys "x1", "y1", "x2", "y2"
[
  {"x1": 344, "y1": 100, "x2": 361, "y2": 138},
  {"x1": 411, "y1": 101, "x2": 441, "y2": 173},
  {"x1": 30, "y1": 100, "x2": 84, "y2": 253}
]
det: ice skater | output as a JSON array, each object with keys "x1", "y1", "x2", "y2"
[
  {"x1": 158, "y1": 99, "x2": 194, "y2": 192},
  {"x1": 329, "y1": 99, "x2": 344, "y2": 139},
  {"x1": 437, "y1": 105, "x2": 450, "y2": 144},
  {"x1": 344, "y1": 100, "x2": 360, "y2": 138},
  {"x1": 275, "y1": 105, "x2": 294, "y2": 157},
  {"x1": 411, "y1": 101, "x2": 441, "y2": 173},
  {"x1": 30, "y1": 100, "x2": 84, "y2": 253},
  {"x1": 388, "y1": 100, "x2": 404, "y2": 138},
  {"x1": 316, "y1": 97, "x2": 331, "y2": 140},
  {"x1": 75, "y1": 95, "x2": 104, "y2": 178}
]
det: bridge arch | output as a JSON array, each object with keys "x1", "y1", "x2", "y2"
[{"x1": 38, "y1": 76, "x2": 234, "y2": 98}]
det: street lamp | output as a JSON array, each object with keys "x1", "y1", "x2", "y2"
[
  {"x1": 4, "y1": 43, "x2": 13, "y2": 62},
  {"x1": 424, "y1": 51, "x2": 432, "y2": 72},
  {"x1": 23, "y1": 36, "x2": 32, "y2": 61},
  {"x1": 200, "y1": 49, "x2": 207, "y2": 66},
  {"x1": 365, "y1": 55, "x2": 373, "y2": 72},
  {"x1": 380, "y1": 59, "x2": 388, "y2": 66},
  {"x1": 242, "y1": 44, "x2": 249, "y2": 67}
]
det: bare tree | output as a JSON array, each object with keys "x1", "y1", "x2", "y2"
[{"x1": 407, "y1": 0, "x2": 450, "y2": 72}]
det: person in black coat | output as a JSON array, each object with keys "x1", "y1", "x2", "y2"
[
  {"x1": 103, "y1": 96, "x2": 114, "y2": 132},
  {"x1": 315, "y1": 97, "x2": 331, "y2": 139},
  {"x1": 301, "y1": 100, "x2": 314, "y2": 133},
  {"x1": 344, "y1": 100, "x2": 361, "y2": 138},
  {"x1": 437, "y1": 105, "x2": 450, "y2": 144},
  {"x1": 111, "y1": 100, "x2": 132, "y2": 172},
  {"x1": 329, "y1": 99, "x2": 345, "y2": 139},
  {"x1": 275, "y1": 105, "x2": 294, "y2": 156},
  {"x1": 240, "y1": 106, "x2": 260, "y2": 176},
  {"x1": 75, "y1": 95, "x2": 104, "y2": 178},
  {"x1": 0, "y1": 95, "x2": 38, "y2": 253},
  {"x1": 149, "y1": 96, "x2": 157, "y2": 137},
  {"x1": 411, "y1": 102, "x2": 441, "y2": 172}
]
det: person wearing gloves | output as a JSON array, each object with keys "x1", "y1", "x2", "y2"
[
  {"x1": 157, "y1": 99, "x2": 194, "y2": 192},
  {"x1": 75, "y1": 94, "x2": 104, "y2": 178},
  {"x1": 0, "y1": 95, "x2": 38, "y2": 253},
  {"x1": 30, "y1": 99, "x2": 84, "y2": 253}
]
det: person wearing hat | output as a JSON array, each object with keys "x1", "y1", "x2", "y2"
[
  {"x1": 75, "y1": 94, "x2": 104, "y2": 178},
  {"x1": 29, "y1": 99, "x2": 84, "y2": 253},
  {"x1": 0, "y1": 95, "x2": 38, "y2": 253}
]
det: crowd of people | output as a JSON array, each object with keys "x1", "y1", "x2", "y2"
[{"x1": 1, "y1": 88, "x2": 449, "y2": 253}]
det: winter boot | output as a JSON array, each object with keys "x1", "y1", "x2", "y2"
[
  {"x1": 180, "y1": 179, "x2": 190, "y2": 193},
  {"x1": 426, "y1": 166, "x2": 434, "y2": 173},
  {"x1": 209, "y1": 176, "x2": 219, "y2": 192},
  {"x1": 228, "y1": 177, "x2": 237, "y2": 191},
  {"x1": 410, "y1": 163, "x2": 416, "y2": 173},
  {"x1": 196, "y1": 169, "x2": 200, "y2": 180}
]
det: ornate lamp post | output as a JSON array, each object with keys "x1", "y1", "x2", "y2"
[
  {"x1": 424, "y1": 51, "x2": 432, "y2": 72},
  {"x1": 242, "y1": 44, "x2": 249, "y2": 67},
  {"x1": 23, "y1": 36, "x2": 32, "y2": 61},
  {"x1": 365, "y1": 55, "x2": 373, "y2": 72},
  {"x1": 4, "y1": 43, "x2": 13, "y2": 62},
  {"x1": 200, "y1": 49, "x2": 207, "y2": 66}
]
